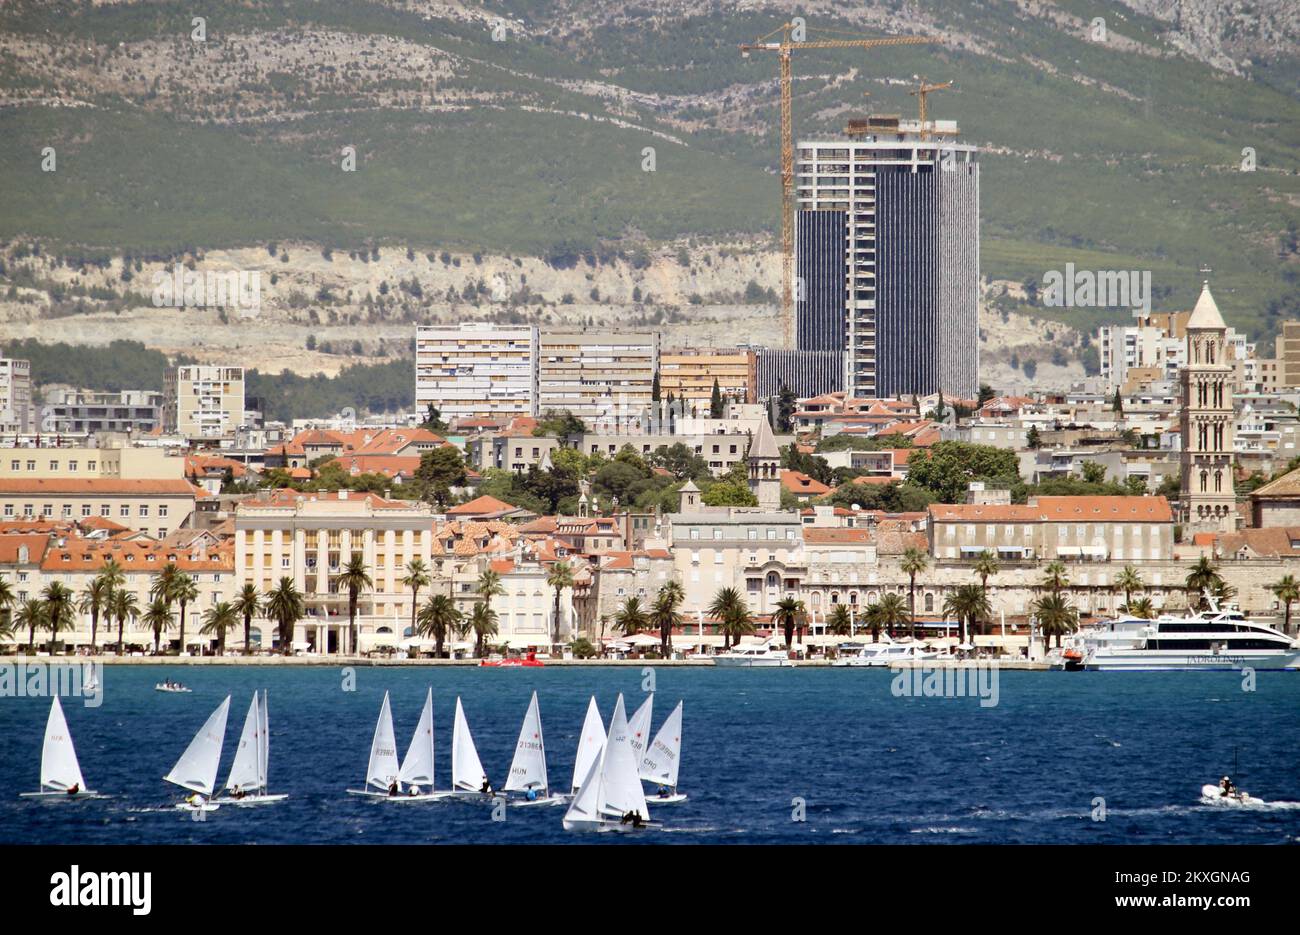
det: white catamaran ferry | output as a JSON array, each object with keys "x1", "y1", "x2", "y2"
[{"x1": 1061, "y1": 599, "x2": 1300, "y2": 671}]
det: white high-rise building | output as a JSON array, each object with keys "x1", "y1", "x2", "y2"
[
  {"x1": 0, "y1": 358, "x2": 34, "y2": 433},
  {"x1": 537, "y1": 332, "x2": 659, "y2": 423},
  {"x1": 414, "y1": 323, "x2": 538, "y2": 422},
  {"x1": 164, "y1": 365, "x2": 246, "y2": 442}
]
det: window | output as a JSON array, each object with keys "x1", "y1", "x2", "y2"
[
  {"x1": 68, "y1": 461, "x2": 77, "y2": 472},
  {"x1": 140, "y1": 505, "x2": 149, "y2": 517},
  {"x1": 49, "y1": 460, "x2": 59, "y2": 471},
  {"x1": 22, "y1": 504, "x2": 33, "y2": 517},
  {"x1": 25, "y1": 460, "x2": 35, "y2": 471},
  {"x1": 100, "y1": 505, "x2": 110, "y2": 517},
  {"x1": 2, "y1": 504, "x2": 11, "y2": 517},
  {"x1": 9, "y1": 460, "x2": 17, "y2": 471},
  {"x1": 88, "y1": 461, "x2": 96, "y2": 471},
  {"x1": 120, "y1": 505, "x2": 130, "y2": 518},
  {"x1": 42, "y1": 504, "x2": 53, "y2": 517},
  {"x1": 158, "y1": 505, "x2": 168, "y2": 518},
  {"x1": 81, "y1": 504, "x2": 91, "y2": 517}
]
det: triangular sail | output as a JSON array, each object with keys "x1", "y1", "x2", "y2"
[
  {"x1": 626, "y1": 693, "x2": 654, "y2": 765},
  {"x1": 598, "y1": 694, "x2": 649, "y2": 819},
  {"x1": 165, "y1": 696, "x2": 231, "y2": 796},
  {"x1": 563, "y1": 742, "x2": 604, "y2": 826},
  {"x1": 398, "y1": 689, "x2": 436, "y2": 787},
  {"x1": 640, "y1": 700, "x2": 683, "y2": 787},
  {"x1": 365, "y1": 692, "x2": 400, "y2": 790},
  {"x1": 571, "y1": 696, "x2": 605, "y2": 795},
  {"x1": 504, "y1": 691, "x2": 547, "y2": 793},
  {"x1": 451, "y1": 697, "x2": 488, "y2": 792},
  {"x1": 40, "y1": 696, "x2": 87, "y2": 792},
  {"x1": 225, "y1": 693, "x2": 262, "y2": 792},
  {"x1": 258, "y1": 689, "x2": 269, "y2": 790}
]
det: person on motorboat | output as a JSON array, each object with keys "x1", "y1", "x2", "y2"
[{"x1": 1219, "y1": 776, "x2": 1237, "y2": 797}]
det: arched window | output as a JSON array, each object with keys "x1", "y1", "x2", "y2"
[
  {"x1": 848, "y1": 591, "x2": 858, "y2": 605},
  {"x1": 924, "y1": 593, "x2": 935, "y2": 613},
  {"x1": 1214, "y1": 470, "x2": 1222, "y2": 493},
  {"x1": 810, "y1": 592, "x2": 822, "y2": 608},
  {"x1": 1200, "y1": 470, "x2": 1208, "y2": 492}
]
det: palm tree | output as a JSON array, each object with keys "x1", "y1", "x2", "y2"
[
  {"x1": 650, "y1": 584, "x2": 685, "y2": 657},
  {"x1": 416, "y1": 593, "x2": 461, "y2": 658},
  {"x1": 150, "y1": 561, "x2": 182, "y2": 615},
  {"x1": 80, "y1": 558, "x2": 123, "y2": 653},
  {"x1": 399, "y1": 558, "x2": 430, "y2": 647},
  {"x1": 1184, "y1": 556, "x2": 1223, "y2": 611},
  {"x1": 1031, "y1": 592, "x2": 1078, "y2": 648},
  {"x1": 265, "y1": 577, "x2": 306, "y2": 656},
  {"x1": 336, "y1": 554, "x2": 372, "y2": 656},
  {"x1": 141, "y1": 597, "x2": 173, "y2": 654},
  {"x1": 772, "y1": 595, "x2": 805, "y2": 650},
  {"x1": 900, "y1": 547, "x2": 927, "y2": 640},
  {"x1": 469, "y1": 601, "x2": 498, "y2": 658},
  {"x1": 15, "y1": 599, "x2": 48, "y2": 652},
  {"x1": 41, "y1": 581, "x2": 74, "y2": 655},
  {"x1": 1041, "y1": 561, "x2": 1070, "y2": 596},
  {"x1": 1127, "y1": 596, "x2": 1155, "y2": 619},
  {"x1": 943, "y1": 584, "x2": 991, "y2": 648},
  {"x1": 1113, "y1": 565, "x2": 1144, "y2": 612},
  {"x1": 613, "y1": 596, "x2": 649, "y2": 637},
  {"x1": 231, "y1": 584, "x2": 262, "y2": 656},
  {"x1": 0, "y1": 573, "x2": 14, "y2": 636},
  {"x1": 826, "y1": 604, "x2": 852, "y2": 636},
  {"x1": 973, "y1": 550, "x2": 999, "y2": 598},
  {"x1": 476, "y1": 568, "x2": 505, "y2": 614},
  {"x1": 546, "y1": 560, "x2": 575, "y2": 646},
  {"x1": 706, "y1": 587, "x2": 747, "y2": 650},
  {"x1": 1272, "y1": 574, "x2": 1300, "y2": 635},
  {"x1": 200, "y1": 602, "x2": 240, "y2": 656},
  {"x1": 719, "y1": 601, "x2": 755, "y2": 649},
  {"x1": 865, "y1": 593, "x2": 909, "y2": 642},
  {"x1": 110, "y1": 589, "x2": 139, "y2": 654}
]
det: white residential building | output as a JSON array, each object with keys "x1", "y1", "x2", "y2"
[
  {"x1": 0, "y1": 358, "x2": 34, "y2": 433},
  {"x1": 414, "y1": 323, "x2": 538, "y2": 422}
]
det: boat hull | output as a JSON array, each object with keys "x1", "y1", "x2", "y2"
[
  {"x1": 1084, "y1": 650, "x2": 1300, "y2": 671},
  {"x1": 20, "y1": 790, "x2": 100, "y2": 799},
  {"x1": 646, "y1": 792, "x2": 688, "y2": 804},
  {"x1": 175, "y1": 801, "x2": 220, "y2": 812},
  {"x1": 712, "y1": 658, "x2": 791, "y2": 668},
  {"x1": 213, "y1": 793, "x2": 288, "y2": 806},
  {"x1": 1200, "y1": 784, "x2": 1263, "y2": 806},
  {"x1": 509, "y1": 795, "x2": 566, "y2": 807},
  {"x1": 346, "y1": 789, "x2": 453, "y2": 802}
]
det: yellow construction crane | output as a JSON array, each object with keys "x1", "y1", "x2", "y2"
[
  {"x1": 740, "y1": 24, "x2": 933, "y2": 348},
  {"x1": 909, "y1": 76, "x2": 953, "y2": 141}
]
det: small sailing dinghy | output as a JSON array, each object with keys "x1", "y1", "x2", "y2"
[
  {"x1": 568, "y1": 696, "x2": 605, "y2": 800},
  {"x1": 626, "y1": 693, "x2": 654, "y2": 765},
  {"x1": 21, "y1": 696, "x2": 98, "y2": 799},
  {"x1": 562, "y1": 694, "x2": 652, "y2": 832},
  {"x1": 215, "y1": 691, "x2": 286, "y2": 805},
  {"x1": 165, "y1": 695, "x2": 231, "y2": 812},
  {"x1": 640, "y1": 700, "x2": 687, "y2": 804},
  {"x1": 393, "y1": 688, "x2": 445, "y2": 801},
  {"x1": 448, "y1": 696, "x2": 494, "y2": 799},
  {"x1": 347, "y1": 691, "x2": 404, "y2": 799},
  {"x1": 505, "y1": 691, "x2": 562, "y2": 806}
]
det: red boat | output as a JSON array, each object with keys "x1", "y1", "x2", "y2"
[{"x1": 480, "y1": 652, "x2": 545, "y2": 668}]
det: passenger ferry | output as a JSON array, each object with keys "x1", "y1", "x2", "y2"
[{"x1": 1059, "y1": 599, "x2": 1300, "y2": 671}]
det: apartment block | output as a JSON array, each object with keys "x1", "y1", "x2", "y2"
[
  {"x1": 0, "y1": 444, "x2": 184, "y2": 480},
  {"x1": 43, "y1": 388, "x2": 163, "y2": 435},
  {"x1": 234, "y1": 489, "x2": 435, "y2": 654},
  {"x1": 659, "y1": 348, "x2": 756, "y2": 406},
  {"x1": 415, "y1": 323, "x2": 538, "y2": 422},
  {"x1": 0, "y1": 358, "x2": 34, "y2": 433},
  {"x1": 0, "y1": 478, "x2": 199, "y2": 537},
  {"x1": 537, "y1": 332, "x2": 659, "y2": 423},
  {"x1": 1273, "y1": 320, "x2": 1300, "y2": 389},
  {"x1": 164, "y1": 365, "x2": 246, "y2": 442}
]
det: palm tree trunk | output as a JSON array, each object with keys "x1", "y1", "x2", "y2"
[
  {"x1": 909, "y1": 576, "x2": 917, "y2": 641},
  {"x1": 90, "y1": 608, "x2": 98, "y2": 653},
  {"x1": 409, "y1": 588, "x2": 419, "y2": 643},
  {"x1": 349, "y1": 591, "x2": 358, "y2": 657},
  {"x1": 552, "y1": 587, "x2": 561, "y2": 646},
  {"x1": 117, "y1": 618, "x2": 125, "y2": 654},
  {"x1": 1287, "y1": 601, "x2": 1293, "y2": 636},
  {"x1": 435, "y1": 627, "x2": 445, "y2": 659},
  {"x1": 178, "y1": 602, "x2": 186, "y2": 655},
  {"x1": 47, "y1": 613, "x2": 58, "y2": 655},
  {"x1": 27, "y1": 622, "x2": 35, "y2": 652},
  {"x1": 243, "y1": 614, "x2": 251, "y2": 655}
]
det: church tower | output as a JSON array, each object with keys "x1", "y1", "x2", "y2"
[
  {"x1": 748, "y1": 418, "x2": 782, "y2": 510},
  {"x1": 1179, "y1": 280, "x2": 1236, "y2": 533}
]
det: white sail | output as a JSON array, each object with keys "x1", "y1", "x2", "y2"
[
  {"x1": 225, "y1": 693, "x2": 262, "y2": 792},
  {"x1": 364, "y1": 691, "x2": 400, "y2": 791},
  {"x1": 562, "y1": 742, "x2": 604, "y2": 827},
  {"x1": 598, "y1": 694, "x2": 649, "y2": 819},
  {"x1": 398, "y1": 688, "x2": 436, "y2": 787},
  {"x1": 40, "y1": 696, "x2": 87, "y2": 792},
  {"x1": 571, "y1": 696, "x2": 605, "y2": 794},
  {"x1": 640, "y1": 700, "x2": 683, "y2": 787},
  {"x1": 626, "y1": 693, "x2": 654, "y2": 765},
  {"x1": 451, "y1": 697, "x2": 489, "y2": 792},
  {"x1": 165, "y1": 696, "x2": 231, "y2": 796},
  {"x1": 258, "y1": 689, "x2": 269, "y2": 790},
  {"x1": 504, "y1": 691, "x2": 548, "y2": 793}
]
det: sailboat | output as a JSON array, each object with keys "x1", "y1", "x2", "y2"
[
  {"x1": 395, "y1": 688, "x2": 446, "y2": 801},
  {"x1": 165, "y1": 695, "x2": 231, "y2": 812},
  {"x1": 504, "y1": 691, "x2": 563, "y2": 806},
  {"x1": 347, "y1": 691, "x2": 403, "y2": 798},
  {"x1": 215, "y1": 691, "x2": 287, "y2": 805},
  {"x1": 626, "y1": 693, "x2": 654, "y2": 766},
  {"x1": 21, "y1": 696, "x2": 98, "y2": 799},
  {"x1": 640, "y1": 700, "x2": 687, "y2": 804},
  {"x1": 448, "y1": 696, "x2": 494, "y2": 798},
  {"x1": 562, "y1": 693, "x2": 652, "y2": 832},
  {"x1": 568, "y1": 696, "x2": 605, "y2": 799}
]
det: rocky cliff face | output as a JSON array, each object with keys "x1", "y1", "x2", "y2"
[{"x1": 1120, "y1": 0, "x2": 1300, "y2": 74}]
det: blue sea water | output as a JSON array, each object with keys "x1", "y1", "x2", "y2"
[{"x1": 1, "y1": 665, "x2": 1298, "y2": 844}]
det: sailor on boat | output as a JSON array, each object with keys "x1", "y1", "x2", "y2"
[
  {"x1": 525, "y1": 787, "x2": 539, "y2": 802},
  {"x1": 66, "y1": 783, "x2": 79, "y2": 796},
  {"x1": 186, "y1": 792, "x2": 204, "y2": 808},
  {"x1": 408, "y1": 785, "x2": 421, "y2": 797},
  {"x1": 619, "y1": 810, "x2": 644, "y2": 829},
  {"x1": 231, "y1": 785, "x2": 245, "y2": 800},
  {"x1": 1219, "y1": 776, "x2": 1237, "y2": 797},
  {"x1": 387, "y1": 780, "x2": 399, "y2": 797},
  {"x1": 479, "y1": 776, "x2": 494, "y2": 796},
  {"x1": 657, "y1": 785, "x2": 670, "y2": 799}
]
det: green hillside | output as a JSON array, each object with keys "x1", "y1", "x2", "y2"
[{"x1": 0, "y1": 0, "x2": 1296, "y2": 340}]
